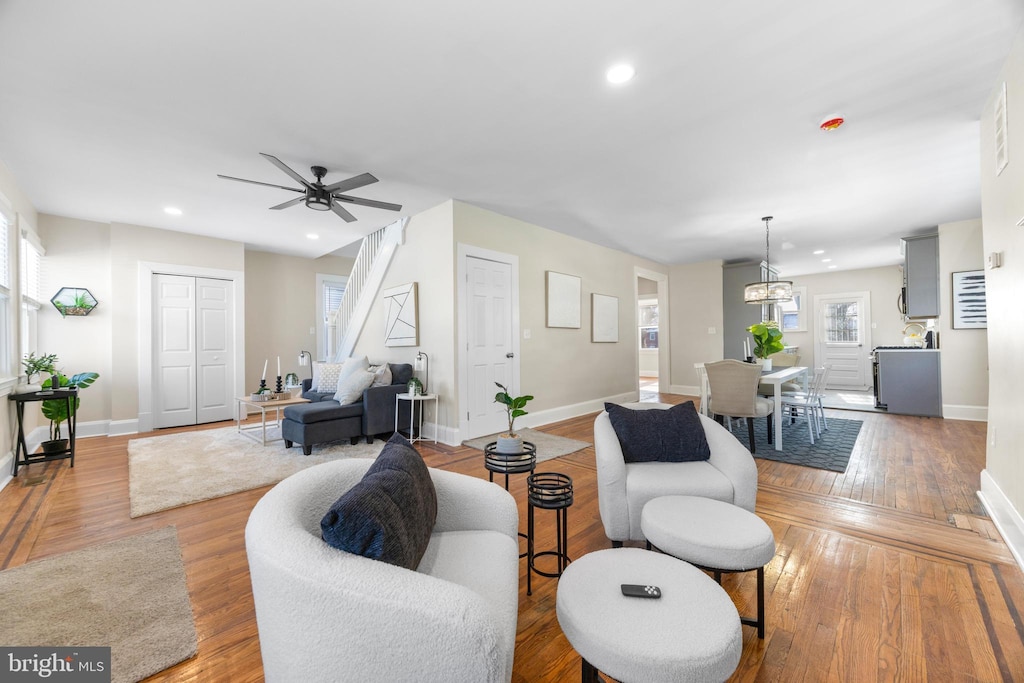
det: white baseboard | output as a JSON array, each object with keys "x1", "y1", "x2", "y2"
[
  {"x1": 942, "y1": 404, "x2": 988, "y2": 422},
  {"x1": 669, "y1": 384, "x2": 700, "y2": 397},
  {"x1": 978, "y1": 469, "x2": 1024, "y2": 573},
  {"x1": 108, "y1": 419, "x2": 140, "y2": 436},
  {"x1": 0, "y1": 451, "x2": 12, "y2": 492},
  {"x1": 522, "y1": 391, "x2": 637, "y2": 432}
]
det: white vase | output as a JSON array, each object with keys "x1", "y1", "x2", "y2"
[
  {"x1": 495, "y1": 435, "x2": 524, "y2": 454},
  {"x1": 756, "y1": 358, "x2": 773, "y2": 371}
]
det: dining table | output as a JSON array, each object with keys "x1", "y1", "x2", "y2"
[{"x1": 695, "y1": 362, "x2": 810, "y2": 451}]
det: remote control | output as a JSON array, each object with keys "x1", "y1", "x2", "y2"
[{"x1": 621, "y1": 584, "x2": 661, "y2": 599}]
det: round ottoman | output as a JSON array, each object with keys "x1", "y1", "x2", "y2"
[
  {"x1": 556, "y1": 547, "x2": 742, "y2": 683},
  {"x1": 641, "y1": 495, "x2": 776, "y2": 638}
]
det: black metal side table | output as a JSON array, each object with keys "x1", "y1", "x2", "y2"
[
  {"x1": 8, "y1": 388, "x2": 79, "y2": 477},
  {"x1": 483, "y1": 441, "x2": 536, "y2": 490},
  {"x1": 483, "y1": 441, "x2": 537, "y2": 559},
  {"x1": 527, "y1": 471, "x2": 573, "y2": 596}
]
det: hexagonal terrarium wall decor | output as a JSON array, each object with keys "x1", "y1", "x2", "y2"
[{"x1": 51, "y1": 287, "x2": 98, "y2": 317}]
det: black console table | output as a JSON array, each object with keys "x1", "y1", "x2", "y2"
[{"x1": 8, "y1": 388, "x2": 78, "y2": 476}]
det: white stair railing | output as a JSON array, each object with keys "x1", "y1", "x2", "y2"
[{"x1": 332, "y1": 217, "x2": 407, "y2": 360}]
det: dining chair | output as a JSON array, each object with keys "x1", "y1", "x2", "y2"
[
  {"x1": 781, "y1": 365, "x2": 830, "y2": 441},
  {"x1": 704, "y1": 360, "x2": 774, "y2": 453}
]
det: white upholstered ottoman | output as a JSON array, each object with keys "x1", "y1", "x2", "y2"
[
  {"x1": 555, "y1": 547, "x2": 742, "y2": 683},
  {"x1": 641, "y1": 495, "x2": 776, "y2": 638}
]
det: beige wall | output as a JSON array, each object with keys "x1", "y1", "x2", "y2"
[
  {"x1": 245, "y1": 251, "x2": 354, "y2": 392},
  {"x1": 352, "y1": 203, "x2": 456, "y2": 426},
  {"x1": 980, "y1": 26, "x2": 1024, "y2": 526},
  {"x1": 787, "y1": 265, "x2": 905, "y2": 370},
  {"x1": 453, "y1": 201, "x2": 668, "y2": 420},
  {"x1": 937, "y1": 219, "x2": 989, "y2": 415},
  {"x1": 669, "y1": 260, "x2": 724, "y2": 391},
  {"x1": 37, "y1": 215, "x2": 113, "y2": 426}
]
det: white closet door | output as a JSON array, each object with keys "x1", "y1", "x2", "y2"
[
  {"x1": 196, "y1": 277, "x2": 234, "y2": 423},
  {"x1": 155, "y1": 274, "x2": 234, "y2": 427},
  {"x1": 465, "y1": 256, "x2": 515, "y2": 437},
  {"x1": 155, "y1": 274, "x2": 197, "y2": 428}
]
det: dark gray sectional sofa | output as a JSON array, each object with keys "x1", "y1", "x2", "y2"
[{"x1": 281, "y1": 363, "x2": 415, "y2": 455}]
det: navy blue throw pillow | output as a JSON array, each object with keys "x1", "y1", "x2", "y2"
[
  {"x1": 321, "y1": 433, "x2": 438, "y2": 569},
  {"x1": 604, "y1": 401, "x2": 711, "y2": 463}
]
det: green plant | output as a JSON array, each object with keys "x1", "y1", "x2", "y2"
[
  {"x1": 493, "y1": 382, "x2": 534, "y2": 438},
  {"x1": 41, "y1": 371, "x2": 99, "y2": 441},
  {"x1": 747, "y1": 320, "x2": 785, "y2": 359},
  {"x1": 22, "y1": 352, "x2": 58, "y2": 378}
]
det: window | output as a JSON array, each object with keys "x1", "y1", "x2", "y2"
[
  {"x1": 824, "y1": 301, "x2": 859, "y2": 343},
  {"x1": 0, "y1": 200, "x2": 11, "y2": 378},
  {"x1": 316, "y1": 274, "x2": 348, "y2": 361},
  {"x1": 20, "y1": 221, "x2": 44, "y2": 365},
  {"x1": 779, "y1": 286, "x2": 807, "y2": 332},
  {"x1": 638, "y1": 299, "x2": 658, "y2": 349}
]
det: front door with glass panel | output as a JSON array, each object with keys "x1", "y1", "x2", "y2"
[{"x1": 815, "y1": 292, "x2": 871, "y2": 390}]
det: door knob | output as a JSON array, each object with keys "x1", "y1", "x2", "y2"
[{"x1": 506, "y1": 353, "x2": 514, "y2": 358}]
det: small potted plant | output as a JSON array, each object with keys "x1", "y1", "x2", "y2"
[
  {"x1": 493, "y1": 382, "x2": 534, "y2": 453},
  {"x1": 19, "y1": 352, "x2": 58, "y2": 393},
  {"x1": 40, "y1": 371, "x2": 99, "y2": 454},
  {"x1": 747, "y1": 320, "x2": 785, "y2": 370}
]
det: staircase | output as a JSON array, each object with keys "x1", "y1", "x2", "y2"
[{"x1": 332, "y1": 217, "x2": 408, "y2": 360}]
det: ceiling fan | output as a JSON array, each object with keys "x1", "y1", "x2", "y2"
[{"x1": 218, "y1": 153, "x2": 402, "y2": 223}]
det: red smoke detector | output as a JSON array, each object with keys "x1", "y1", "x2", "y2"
[{"x1": 819, "y1": 116, "x2": 844, "y2": 131}]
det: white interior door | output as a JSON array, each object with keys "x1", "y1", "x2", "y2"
[
  {"x1": 196, "y1": 277, "x2": 234, "y2": 423},
  {"x1": 815, "y1": 292, "x2": 871, "y2": 390},
  {"x1": 155, "y1": 274, "x2": 197, "y2": 428},
  {"x1": 155, "y1": 274, "x2": 233, "y2": 427},
  {"x1": 463, "y1": 254, "x2": 518, "y2": 438}
]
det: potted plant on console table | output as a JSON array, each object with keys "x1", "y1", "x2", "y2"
[
  {"x1": 747, "y1": 320, "x2": 785, "y2": 371},
  {"x1": 493, "y1": 382, "x2": 534, "y2": 453},
  {"x1": 40, "y1": 370, "x2": 99, "y2": 454}
]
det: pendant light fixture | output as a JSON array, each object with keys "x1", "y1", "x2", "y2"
[{"x1": 744, "y1": 216, "x2": 794, "y2": 304}]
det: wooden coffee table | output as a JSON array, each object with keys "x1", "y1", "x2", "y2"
[{"x1": 236, "y1": 395, "x2": 309, "y2": 446}]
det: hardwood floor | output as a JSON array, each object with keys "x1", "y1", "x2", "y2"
[{"x1": 1, "y1": 396, "x2": 1022, "y2": 682}]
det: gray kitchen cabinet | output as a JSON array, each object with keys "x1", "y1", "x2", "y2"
[
  {"x1": 876, "y1": 349, "x2": 942, "y2": 417},
  {"x1": 902, "y1": 233, "x2": 939, "y2": 318}
]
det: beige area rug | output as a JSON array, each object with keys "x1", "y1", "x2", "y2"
[
  {"x1": 463, "y1": 427, "x2": 591, "y2": 464},
  {"x1": 0, "y1": 527, "x2": 197, "y2": 683},
  {"x1": 128, "y1": 426, "x2": 385, "y2": 517}
]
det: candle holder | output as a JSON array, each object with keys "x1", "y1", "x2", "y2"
[
  {"x1": 276, "y1": 375, "x2": 283, "y2": 393},
  {"x1": 259, "y1": 379, "x2": 267, "y2": 391}
]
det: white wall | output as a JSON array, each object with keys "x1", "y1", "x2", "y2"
[
  {"x1": 979, "y1": 23, "x2": 1024, "y2": 567},
  {"x1": 668, "y1": 260, "x2": 724, "y2": 394}
]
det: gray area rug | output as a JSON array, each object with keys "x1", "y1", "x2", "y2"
[
  {"x1": 462, "y1": 428, "x2": 591, "y2": 464},
  {"x1": 128, "y1": 426, "x2": 385, "y2": 517},
  {"x1": 0, "y1": 527, "x2": 197, "y2": 683},
  {"x1": 742, "y1": 416, "x2": 863, "y2": 472}
]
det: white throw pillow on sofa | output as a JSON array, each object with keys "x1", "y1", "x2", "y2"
[
  {"x1": 313, "y1": 361, "x2": 346, "y2": 393},
  {"x1": 369, "y1": 363, "x2": 392, "y2": 387},
  {"x1": 333, "y1": 369, "x2": 376, "y2": 405}
]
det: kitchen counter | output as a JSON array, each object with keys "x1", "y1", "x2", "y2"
[{"x1": 874, "y1": 349, "x2": 942, "y2": 417}]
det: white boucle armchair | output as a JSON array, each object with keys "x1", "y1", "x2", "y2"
[
  {"x1": 594, "y1": 402, "x2": 758, "y2": 545},
  {"x1": 245, "y1": 458, "x2": 520, "y2": 683}
]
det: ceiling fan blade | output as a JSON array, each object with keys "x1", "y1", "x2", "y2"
[
  {"x1": 217, "y1": 174, "x2": 303, "y2": 193},
  {"x1": 260, "y1": 153, "x2": 314, "y2": 189},
  {"x1": 333, "y1": 194, "x2": 403, "y2": 212},
  {"x1": 269, "y1": 196, "x2": 305, "y2": 210},
  {"x1": 323, "y1": 172, "x2": 378, "y2": 194},
  {"x1": 331, "y1": 202, "x2": 358, "y2": 222}
]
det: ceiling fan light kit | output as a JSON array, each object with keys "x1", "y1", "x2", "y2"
[
  {"x1": 218, "y1": 153, "x2": 402, "y2": 223},
  {"x1": 744, "y1": 215, "x2": 794, "y2": 304}
]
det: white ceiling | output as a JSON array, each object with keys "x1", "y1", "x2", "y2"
[{"x1": 1, "y1": 1, "x2": 1021, "y2": 276}]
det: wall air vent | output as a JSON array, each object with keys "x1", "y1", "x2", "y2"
[{"x1": 995, "y1": 82, "x2": 1009, "y2": 176}]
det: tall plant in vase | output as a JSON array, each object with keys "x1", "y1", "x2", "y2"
[
  {"x1": 40, "y1": 371, "x2": 99, "y2": 453},
  {"x1": 493, "y1": 382, "x2": 534, "y2": 453},
  {"x1": 747, "y1": 320, "x2": 784, "y2": 370}
]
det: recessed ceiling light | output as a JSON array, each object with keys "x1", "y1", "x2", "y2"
[
  {"x1": 827, "y1": 265, "x2": 837, "y2": 269},
  {"x1": 813, "y1": 249, "x2": 825, "y2": 255},
  {"x1": 606, "y1": 63, "x2": 636, "y2": 85},
  {"x1": 306, "y1": 233, "x2": 319, "y2": 240},
  {"x1": 821, "y1": 258, "x2": 832, "y2": 262},
  {"x1": 164, "y1": 207, "x2": 182, "y2": 216}
]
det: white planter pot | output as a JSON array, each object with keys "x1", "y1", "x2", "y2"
[
  {"x1": 495, "y1": 435, "x2": 524, "y2": 454},
  {"x1": 756, "y1": 358, "x2": 773, "y2": 371}
]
